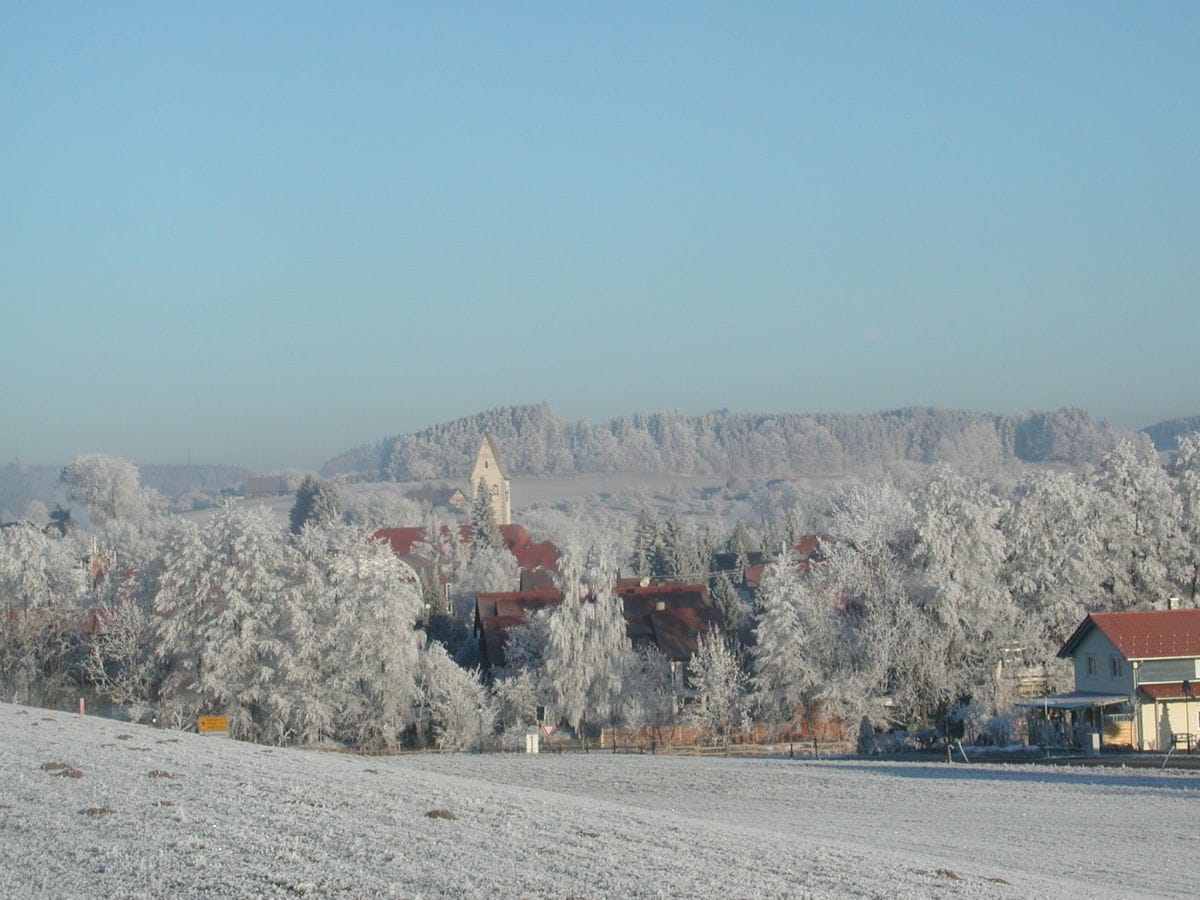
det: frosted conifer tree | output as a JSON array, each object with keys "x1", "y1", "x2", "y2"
[
  {"x1": 469, "y1": 481, "x2": 504, "y2": 555},
  {"x1": 289, "y1": 475, "x2": 342, "y2": 534},
  {"x1": 710, "y1": 572, "x2": 743, "y2": 632},
  {"x1": 630, "y1": 507, "x2": 660, "y2": 576}
]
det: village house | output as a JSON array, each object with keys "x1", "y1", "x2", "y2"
[
  {"x1": 402, "y1": 486, "x2": 467, "y2": 511},
  {"x1": 473, "y1": 579, "x2": 721, "y2": 679},
  {"x1": 1023, "y1": 606, "x2": 1200, "y2": 751}
]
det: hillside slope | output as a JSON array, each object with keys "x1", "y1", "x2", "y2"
[
  {"x1": 1143, "y1": 414, "x2": 1200, "y2": 451},
  {"x1": 323, "y1": 403, "x2": 1121, "y2": 480},
  {"x1": 3, "y1": 702, "x2": 1197, "y2": 897}
]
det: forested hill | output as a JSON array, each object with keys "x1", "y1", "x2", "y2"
[
  {"x1": 1142, "y1": 415, "x2": 1200, "y2": 452},
  {"x1": 321, "y1": 404, "x2": 1123, "y2": 481}
]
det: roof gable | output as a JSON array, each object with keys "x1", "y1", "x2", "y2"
[{"x1": 1060, "y1": 609, "x2": 1200, "y2": 660}]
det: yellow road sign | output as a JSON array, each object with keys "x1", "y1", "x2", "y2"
[{"x1": 197, "y1": 715, "x2": 228, "y2": 733}]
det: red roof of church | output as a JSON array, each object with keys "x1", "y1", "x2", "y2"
[{"x1": 1060, "y1": 609, "x2": 1200, "y2": 660}]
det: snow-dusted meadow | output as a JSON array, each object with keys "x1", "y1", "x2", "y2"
[{"x1": 3, "y1": 702, "x2": 1198, "y2": 898}]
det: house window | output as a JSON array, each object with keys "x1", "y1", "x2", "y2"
[
  {"x1": 1087, "y1": 655, "x2": 1098, "y2": 677},
  {"x1": 1111, "y1": 657, "x2": 1124, "y2": 678}
]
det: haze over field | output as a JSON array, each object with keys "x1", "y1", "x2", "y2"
[{"x1": 3, "y1": 5, "x2": 1198, "y2": 471}]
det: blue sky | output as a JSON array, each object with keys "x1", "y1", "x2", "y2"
[{"x1": 3, "y1": 3, "x2": 1197, "y2": 471}]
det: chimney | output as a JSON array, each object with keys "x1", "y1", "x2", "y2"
[{"x1": 1168, "y1": 596, "x2": 1181, "y2": 610}]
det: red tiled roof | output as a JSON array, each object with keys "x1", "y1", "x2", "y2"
[
  {"x1": 374, "y1": 527, "x2": 428, "y2": 556},
  {"x1": 474, "y1": 581, "x2": 717, "y2": 668},
  {"x1": 1060, "y1": 609, "x2": 1200, "y2": 660},
  {"x1": 1139, "y1": 682, "x2": 1200, "y2": 701}
]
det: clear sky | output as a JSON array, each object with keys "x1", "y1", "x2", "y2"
[{"x1": 3, "y1": 3, "x2": 1197, "y2": 472}]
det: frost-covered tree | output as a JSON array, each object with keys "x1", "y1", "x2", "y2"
[
  {"x1": 155, "y1": 506, "x2": 294, "y2": 741},
  {"x1": 1093, "y1": 438, "x2": 1182, "y2": 608},
  {"x1": 61, "y1": 453, "x2": 164, "y2": 564},
  {"x1": 416, "y1": 642, "x2": 493, "y2": 750},
  {"x1": 543, "y1": 553, "x2": 630, "y2": 734},
  {"x1": 617, "y1": 646, "x2": 676, "y2": 734},
  {"x1": 656, "y1": 515, "x2": 699, "y2": 580},
  {"x1": 61, "y1": 454, "x2": 156, "y2": 529},
  {"x1": 629, "y1": 507, "x2": 660, "y2": 576},
  {"x1": 911, "y1": 469, "x2": 1018, "y2": 707},
  {"x1": 1174, "y1": 434, "x2": 1200, "y2": 602},
  {"x1": 341, "y1": 489, "x2": 423, "y2": 530},
  {"x1": 289, "y1": 475, "x2": 342, "y2": 535},
  {"x1": 710, "y1": 572, "x2": 743, "y2": 633},
  {"x1": 293, "y1": 523, "x2": 425, "y2": 748},
  {"x1": 687, "y1": 632, "x2": 748, "y2": 750},
  {"x1": 752, "y1": 552, "x2": 864, "y2": 748},
  {"x1": 82, "y1": 598, "x2": 155, "y2": 722},
  {"x1": 727, "y1": 520, "x2": 755, "y2": 570},
  {"x1": 0, "y1": 523, "x2": 88, "y2": 705},
  {"x1": 469, "y1": 481, "x2": 503, "y2": 555},
  {"x1": 1003, "y1": 470, "x2": 1108, "y2": 648},
  {"x1": 450, "y1": 543, "x2": 519, "y2": 619}
]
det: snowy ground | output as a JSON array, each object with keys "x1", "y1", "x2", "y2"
[{"x1": 3, "y1": 703, "x2": 1199, "y2": 898}]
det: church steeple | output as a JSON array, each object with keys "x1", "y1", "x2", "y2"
[{"x1": 470, "y1": 432, "x2": 511, "y2": 526}]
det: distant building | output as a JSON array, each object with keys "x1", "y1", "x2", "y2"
[
  {"x1": 473, "y1": 579, "x2": 720, "y2": 672},
  {"x1": 403, "y1": 487, "x2": 468, "y2": 511},
  {"x1": 470, "y1": 432, "x2": 511, "y2": 526},
  {"x1": 242, "y1": 476, "x2": 288, "y2": 498},
  {"x1": 1020, "y1": 607, "x2": 1200, "y2": 751}
]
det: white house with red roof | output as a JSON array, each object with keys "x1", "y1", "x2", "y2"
[{"x1": 1031, "y1": 609, "x2": 1200, "y2": 751}]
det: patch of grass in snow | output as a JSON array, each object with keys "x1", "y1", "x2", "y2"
[
  {"x1": 424, "y1": 809, "x2": 456, "y2": 820},
  {"x1": 41, "y1": 762, "x2": 82, "y2": 778},
  {"x1": 80, "y1": 806, "x2": 116, "y2": 816}
]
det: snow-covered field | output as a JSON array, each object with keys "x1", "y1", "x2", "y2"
[{"x1": 3, "y1": 703, "x2": 1198, "y2": 898}]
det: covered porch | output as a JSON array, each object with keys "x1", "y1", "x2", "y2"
[{"x1": 1015, "y1": 692, "x2": 1133, "y2": 750}]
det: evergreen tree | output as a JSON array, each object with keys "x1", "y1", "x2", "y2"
[
  {"x1": 469, "y1": 481, "x2": 504, "y2": 555},
  {"x1": 656, "y1": 515, "x2": 698, "y2": 580},
  {"x1": 630, "y1": 507, "x2": 659, "y2": 576},
  {"x1": 289, "y1": 475, "x2": 342, "y2": 534},
  {"x1": 727, "y1": 520, "x2": 754, "y2": 571},
  {"x1": 710, "y1": 572, "x2": 743, "y2": 633}
]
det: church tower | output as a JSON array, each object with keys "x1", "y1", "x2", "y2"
[{"x1": 470, "y1": 432, "x2": 511, "y2": 526}]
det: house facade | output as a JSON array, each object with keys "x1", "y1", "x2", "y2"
[{"x1": 1052, "y1": 609, "x2": 1200, "y2": 751}]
